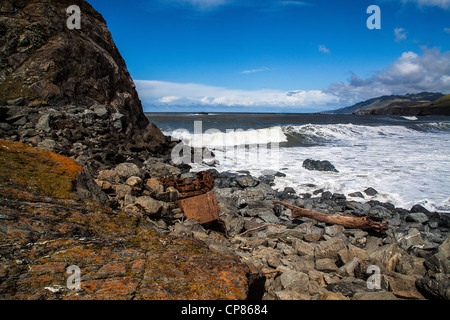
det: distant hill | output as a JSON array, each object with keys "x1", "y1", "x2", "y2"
[{"x1": 328, "y1": 92, "x2": 449, "y2": 116}]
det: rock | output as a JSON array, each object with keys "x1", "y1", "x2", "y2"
[
  {"x1": 274, "y1": 290, "x2": 311, "y2": 300},
  {"x1": 316, "y1": 258, "x2": 339, "y2": 273},
  {"x1": 36, "y1": 114, "x2": 51, "y2": 132},
  {"x1": 364, "y1": 187, "x2": 378, "y2": 196},
  {"x1": 125, "y1": 176, "x2": 143, "y2": 189},
  {"x1": 369, "y1": 244, "x2": 399, "y2": 272},
  {"x1": 92, "y1": 105, "x2": 109, "y2": 119},
  {"x1": 348, "y1": 192, "x2": 365, "y2": 198},
  {"x1": 235, "y1": 175, "x2": 259, "y2": 188},
  {"x1": 395, "y1": 253, "x2": 427, "y2": 277},
  {"x1": 368, "y1": 205, "x2": 392, "y2": 221},
  {"x1": 411, "y1": 204, "x2": 431, "y2": 215},
  {"x1": 135, "y1": 196, "x2": 168, "y2": 216},
  {"x1": 294, "y1": 240, "x2": 316, "y2": 257},
  {"x1": 416, "y1": 274, "x2": 450, "y2": 300},
  {"x1": 303, "y1": 232, "x2": 322, "y2": 243},
  {"x1": 325, "y1": 278, "x2": 368, "y2": 297},
  {"x1": 0, "y1": 140, "x2": 261, "y2": 300},
  {"x1": 383, "y1": 271, "x2": 425, "y2": 299},
  {"x1": 0, "y1": 0, "x2": 149, "y2": 131},
  {"x1": 302, "y1": 159, "x2": 339, "y2": 173},
  {"x1": 115, "y1": 163, "x2": 143, "y2": 181},
  {"x1": 406, "y1": 212, "x2": 429, "y2": 224},
  {"x1": 314, "y1": 238, "x2": 347, "y2": 261},
  {"x1": 395, "y1": 228, "x2": 426, "y2": 251},
  {"x1": 319, "y1": 292, "x2": 349, "y2": 300},
  {"x1": 352, "y1": 291, "x2": 398, "y2": 300},
  {"x1": 338, "y1": 257, "x2": 360, "y2": 277},
  {"x1": 277, "y1": 270, "x2": 309, "y2": 291},
  {"x1": 424, "y1": 236, "x2": 450, "y2": 274}
]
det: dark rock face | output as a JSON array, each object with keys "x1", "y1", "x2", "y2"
[
  {"x1": 0, "y1": 0, "x2": 148, "y2": 130},
  {"x1": 0, "y1": 0, "x2": 173, "y2": 173}
]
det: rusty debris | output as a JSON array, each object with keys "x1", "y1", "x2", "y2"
[
  {"x1": 159, "y1": 171, "x2": 215, "y2": 199},
  {"x1": 177, "y1": 192, "x2": 220, "y2": 224}
]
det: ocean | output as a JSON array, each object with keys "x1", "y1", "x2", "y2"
[{"x1": 146, "y1": 113, "x2": 450, "y2": 213}]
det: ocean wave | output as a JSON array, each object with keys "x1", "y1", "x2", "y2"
[
  {"x1": 168, "y1": 126, "x2": 288, "y2": 148},
  {"x1": 413, "y1": 122, "x2": 450, "y2": 133},
  {"x1": 164, "y1": 122, "x2": 450, "y2": 148},
  {"x1": 281, "y1": 124, "x2": 420, "y2": 147}
]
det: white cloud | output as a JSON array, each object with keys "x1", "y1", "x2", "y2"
[
  {"x1": 401, "y1": 0, "x2": 450, "y2": 9},
  {"x1": 241, "y1": 67, "x2": 270, "y2": 74},
  {"x1": 394, "y1": 28, "x2": 407, "y2": 42},
  {"x1": 445, "y1": 27, "x2": 450, "y2": 33},
  {"x1": 318, "y1": 45, "x2": 330, "y2": 54},
  {"x1": 176, "y1": 0, "x2": 228, "y2": 10},
  {"x1": 136, "y1": 48, "x2": 450, "y2": 111},
  {"x1": 325, "y1": 48, "x2": 450, "y2": 105},
  {"x1": 135, "y1": 80, "x2": 339, "y2": 110},
  {"x1": 160, "y1": 96, "x2": 180, "y2": 103}
]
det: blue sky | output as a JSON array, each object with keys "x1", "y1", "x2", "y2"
[{"x1": 88, "y1": 0, "x2": 450, "y2": 112}]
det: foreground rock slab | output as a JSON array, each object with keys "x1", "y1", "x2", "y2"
[{"x1": 0, "y1": 140, "x2": 261, "y2": 300}]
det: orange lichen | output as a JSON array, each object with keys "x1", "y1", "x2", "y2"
[{"x1": 0, "y1": 140, "x2": 83, "y2": 199}]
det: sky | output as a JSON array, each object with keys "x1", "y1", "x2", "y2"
[{"x1": 87, "y1": 0, "x2": 450, "y2": 113}]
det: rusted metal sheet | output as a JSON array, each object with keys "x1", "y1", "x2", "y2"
[
  {"x1": 159, "y1": 171, "x2": 215, "y2": 199},
  {"x1": 177, "y1": 192, "x2": 220, "y2": 224}
]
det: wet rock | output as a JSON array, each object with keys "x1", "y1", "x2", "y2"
[
  {"x1": 302, "y1": 159, "x2": 339, "y2": 173},
  {"x1": 364, "y1": 187, "x2": 378, "y2": 196},
  {"x1": 235, "y1": 175, "x2": 259, "y2": 188},
  {"x1": 411, "y1": 204, "x2": 431, "y2": 215},
  {"x1": 406, "y1": 212, "x2": 429, "y2": 224}
]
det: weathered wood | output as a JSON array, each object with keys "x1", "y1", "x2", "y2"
[{"x1": 274, "y1": 200, "x2": 388, "y2": 234}]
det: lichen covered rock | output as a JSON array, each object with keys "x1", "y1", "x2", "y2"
[{"x1": 0, "y1": 141, "x2": 259, "y2": 300}]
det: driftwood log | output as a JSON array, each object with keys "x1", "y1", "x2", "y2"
[{"x1": 274, "y1": 200, "x2": 389, "y2": 234}]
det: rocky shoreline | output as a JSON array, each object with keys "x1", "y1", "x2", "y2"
[
  {"x1": 0, "y1": 0, "x2": 448, "y2": 300},
  {"x1": 92, "y1": 158, "x2": 449, "y2": 300}
]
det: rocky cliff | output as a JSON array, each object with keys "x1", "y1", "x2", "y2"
[{"x1": 0, "y1": 0, "x2": 172, "y2": 172}]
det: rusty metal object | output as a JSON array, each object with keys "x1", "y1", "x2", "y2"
[
  {"x1": 159, "y1": 171, "x2": 215, "y2": 199},
  {"x1": 177, "y1": 192, "x2": 220, "y2": 224}
]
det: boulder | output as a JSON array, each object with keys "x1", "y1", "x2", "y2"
[
  {"x1": 115, "y1": 163, "x2": 143, "y2": 181},
  {"x1": 314, "y1": 238, "x2": 347, "y2": 260},
  {"x1": 369, "y1": 244, "x2": 399, "y2": 272},
  {"x1": 302, "y1": 159, "x2": 339, "y2": 173},
  {"x1": 135, "y1": 196, "x2": 169, "y2": 216},
  {"x1": 364, "y1": 187, "x2": 378, "y2": 196}
]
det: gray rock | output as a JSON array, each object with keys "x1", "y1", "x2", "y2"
[
  {"x1": 92, "y1": 105, "x2": 109, "y2": 119},
  {"x1": 36, "y1": 114, "x2": 51, "y2": 132},
  {"x1": 406, "y1": 212, "x2": 429, "y2": 224},
  {"x1": 314, "y1": 238, "x2": 347, "y2": 260},
  {"x1": 368, "y1": 206, "x2": 392, "y2": 220},
  {"x1": 395, "y1": 228, "x2": 425, "y2": 251},
  {"x1": 277, "y1": 270, "x2": 309, "y2": 291},
  {"x1": 364, "y1": 187, "x2": 378, "y2": 196},
  {"x1": 235, "y1": 175, "x2": 259, "y2": 188},
  {"x1": 115, "y1": 163, "x2": 143, "y2": 181},
  {"x1": 303, "y1": 159, "x2": 339, "y2": 173},
  {"x1": 416, "y1": 274, "x2": 450, "y2": 300},
  {"x1": 410, "y1": 204, "x2": 431, "y2": 214},
  {"x1": 326, "y1": 277, "x2": 368, "y2": 297}
]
